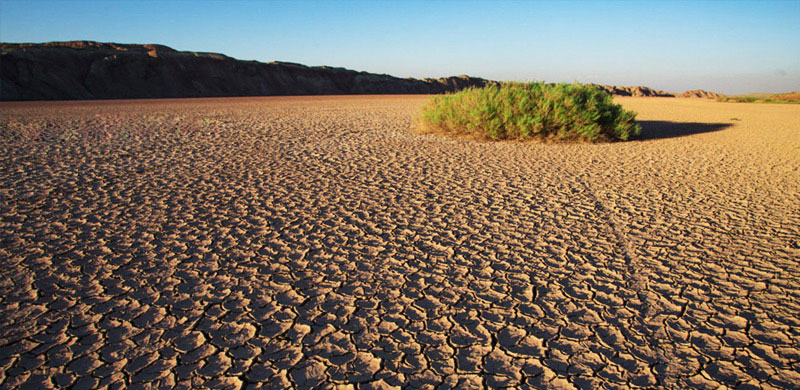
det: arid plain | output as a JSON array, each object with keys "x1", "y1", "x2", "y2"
[{"x1": 1, "y1": 96, "x2": 798, "y2": 389}]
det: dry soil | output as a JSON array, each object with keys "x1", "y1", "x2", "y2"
[{"x1": 0, "y1": 96, "x2": 798, "y2": 389}]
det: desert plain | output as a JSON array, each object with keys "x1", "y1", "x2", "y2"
[{"x1": 0, "y1": 95, "x2": 798, "y2": 389}]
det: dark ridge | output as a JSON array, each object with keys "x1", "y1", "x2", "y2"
[
  {"x1": 1, "y1": 41, "x2": 722, "y2": 101},
  {"x1": 1, "y1": 41, "x2": 495, "y2": 101}
]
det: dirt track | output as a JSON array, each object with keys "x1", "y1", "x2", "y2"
[{"x1": 1, "y1": 96, "x2": 798, "y2": 389}]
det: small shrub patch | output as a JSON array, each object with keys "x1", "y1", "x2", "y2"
[
  {"x1": 716, "y1": 92, "x2": 800, "y2": 104},
  {"x1": 416, "y1": 82, "x2": 641, "y2": 142}
]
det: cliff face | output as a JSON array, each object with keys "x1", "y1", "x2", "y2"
[
  {"x1": 587, "y1": 83, "x2": 675, "y2": 97},
  {"x1": 1, "y1": 41, "x2": 721, "y2": 101},
  {"x1": 1, "y1": 41, "x2": 494, "y2": 101}
]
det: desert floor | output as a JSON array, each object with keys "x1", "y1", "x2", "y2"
[{"x1": 0, "y1": 96, "x2": 798, "y2": 389}]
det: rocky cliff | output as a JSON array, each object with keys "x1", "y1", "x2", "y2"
[
  {"x1": 1, "y1": 41, "x2": 495, "y2": 101},
  {"x1": 1, "y1": 41, "x2": 720, "y2": 101},
  {"x1": 677, "y1": 89, "x2": 722, "y2": 99},
  {"x1": 587, "y1": 83, "x2": 675, "y2": 97}
]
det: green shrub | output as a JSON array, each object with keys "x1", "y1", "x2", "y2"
[
  {"x1": 717, "y1": 96, "x2": 758, "y2": 103},
  {"x1": 716, "y1": 93, "x2": 800, "y2": 104},
  {"x1": 416, "y1": 82, "x2": 641, "y2": 142}
]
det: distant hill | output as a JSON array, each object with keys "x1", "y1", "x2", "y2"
[
  {"x1": 771, "y1": 91, "x2": 800, "y2": 101},
  {"x1": 1, "y1": 41, "x2": 722, "y2": 101},
  {"x1": 587, "y1": 83, "x2": 674, "y2": 97},
  {"x1": 677, "y1": 89, "x2": 722, "y2": 99},
  {"x1": 716, "y1": 91, "x2": 800, "y2": 104}
]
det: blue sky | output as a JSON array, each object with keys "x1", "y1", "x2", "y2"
[{"x1": 2, "y1": 0, "x2": 799, "y2": 94}]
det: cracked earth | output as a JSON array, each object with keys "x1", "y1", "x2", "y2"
[{"x1": 0, "y1": 96, "x2": 798, "y2": 389}]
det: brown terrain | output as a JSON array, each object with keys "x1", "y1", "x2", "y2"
[
  {"x1": 586, "y1": 84, "x2": 675, "y2": 97},
  {"x1": 1, "y1": 95, "x2": 799, "y2": 389},
  {"x1": 676, "y1": 90, "x2": 723, "y2": 99}
]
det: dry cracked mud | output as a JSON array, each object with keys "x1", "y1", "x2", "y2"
[{"x1": 0, "y1": 96, "x2": 798, "y2": 389}]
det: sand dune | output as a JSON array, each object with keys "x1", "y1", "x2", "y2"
[{"x1": 0, "y1": 96, "x2": 798, "y2": 389}]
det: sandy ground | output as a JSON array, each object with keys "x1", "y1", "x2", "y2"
[{"x1": 0, "y1": 95, "x2": 798, "y2": 389}]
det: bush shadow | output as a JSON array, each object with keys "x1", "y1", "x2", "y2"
[{"x1": 635, "y1": 120, "x2": 732, "y2": 141}]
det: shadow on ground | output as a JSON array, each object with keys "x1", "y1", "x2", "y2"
[{"x1": 636, "y1": 120, "x2": 732, "y2": 140}]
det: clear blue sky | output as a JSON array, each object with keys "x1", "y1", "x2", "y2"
[{"x1": 2, "y1": 0, "x2": 799, "y2": 94}]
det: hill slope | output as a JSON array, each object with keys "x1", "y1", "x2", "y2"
[
  {"x1": 1, "y1": 41, "x2": 493, "y2": 101},
  {"x1": 1, "y1": 41, "x2": 723, "y2": 101}
]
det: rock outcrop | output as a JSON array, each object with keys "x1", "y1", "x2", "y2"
[
  {"x1": 1, "y1": 41, "x2": 495, "y2": 101},
  {"x1": 587, "y1": 83, "x2": 675, "y2": 97},
  {"x1": 677, "y1": 89, "x2": 722, "y2": 99},
  {"x1": 1, "y1": 41, "x2": 724, "y2": 101}
]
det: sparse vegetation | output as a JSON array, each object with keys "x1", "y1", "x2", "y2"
[
  {"x1": 717, "y1": 91, "x2": 800, "y2": 104},
  {"x1": 416, "y1": 82, "x2": 641, "y2": 142}
]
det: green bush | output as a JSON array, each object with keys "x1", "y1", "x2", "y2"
[
  {"x1": 416, "y1": 82, "x2": 641, "y2": 142},
  {"x1": 717, "y1": 96, "x2": 758, "y2": 103},
  {"x1": 716, "y1": 93, "x2": 800, "y2": 104}
]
